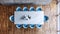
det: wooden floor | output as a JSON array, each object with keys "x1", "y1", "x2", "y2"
[{"x1": 0, "y1": 0, "x2": 57, "y2": 34}]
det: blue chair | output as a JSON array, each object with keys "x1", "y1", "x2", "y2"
[
  {"x1": 44, "y1": 16, "x2": 49, "y2": 22},
  {"x1": 29, "y1": 24, "x2": 35, "y2": 29},
  {"x1": 29, "y1": 7, "x2": 35, "y2": 11},
  {"x1": 16, "y1": 7, "x2": 22, "y2": 11},
  {"x1": 23, "y1": 7, "x2": 28, "y2": 11},
  {"x1": 9, "y1": 15, "x2": 14, "y2": 22},
  {"x1": 36, "y1": 24, "x2": 42, "y2": 29},
  {"x1": 23, "y1": 24, "x2": 28, "y2": 29},
  {"x1": 36, "y1": 7, "x2": 42, "y2": 11},
  {"x1": 16, "y1": 24, "x2": 22, "y2": 29}
]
